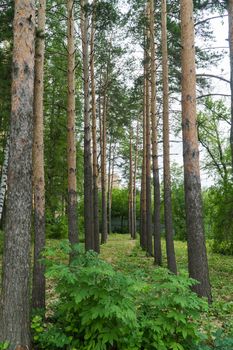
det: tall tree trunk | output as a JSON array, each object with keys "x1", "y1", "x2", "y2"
[
  {"x1": 90, "y1": 0, "x2": 100, "y2": 253},
  {"x1": 133, "y1": 121, "x2": 139, "y2": 239},
  {"x1": 181, "y1": 0, "x2": 212, "y2": 302},
  {"x1": 228, "y1": 0, "x2": 233, "y2": 171},
  {"x1": 149, "y1": 0, "x2": 161, "y2": 264},
  {"x1": 81, "y1": 0, "x2": 94, "y2": 250},
  {"x1": 161, "y1": 0, "x2": 177, "y2": 274},
  {"x1": 0, "y1": 0, "x2": 35, "y2": 347},
  {"x1": 109, "y1": 148, "x2": 115, "y2": 235},
  {"x1": 0, "y1": 137, "x2": 9, "y2": 222},
  {"x1": 145, "y1": 1, "x2": 152, "y2": 256},
  {"x1": 107, "y1": 140, "x2": 112, "y2": 234},
  {"x1": 101, "y1": 81, "x2": 108, "y2": 244},
  {"x1": 32, "y1": 0, "x2": 46, "y2": 311},
  {"x1": 67, "y1": 0, "x2": 78, "y2": 246},
  {"x1": 129, "y1": 130, "x2": 134, "y2": 238},
  {"x1": 140, "y1": 58, "x2": 147, "y2": 250}
]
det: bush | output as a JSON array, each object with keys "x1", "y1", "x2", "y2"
[
  {"x1": 33, "y1": 242, "x2": 208, "y2": 350},
  {"x1": 206, "y1": 183, "x2": 233, "y2": 255},
  {"x1": 33, "y1": 242, "x2": 141, "y2": 350},
  {"x1": 137, "y1": 268, "x2": 208, "y2": 350},
  {"x1": 46, "y1": 210, "x2": 68, "y2": 239}
]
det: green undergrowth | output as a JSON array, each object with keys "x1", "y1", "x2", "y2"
[
  {"x1": 32, "y1": 241, "x2": 208, "y2": 350},
  {"x1": 99, "y1": 235, "x2": 233, "y2": 348},
  {"x1": 30, "y1": 235, "x2": 233, "y2": 350}
]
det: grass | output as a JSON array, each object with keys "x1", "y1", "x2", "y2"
[
  {"x1": 100, "y1": 234, "x2": 233, "y2": 333},
  {"x1": 100, "y1": 234, "x2": 233, "y2": 302}
]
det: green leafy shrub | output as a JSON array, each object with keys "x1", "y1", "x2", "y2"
[
  {"x1": 33, "y1": 242, "x2": 208, "y2": 350},
  {"x1": 137, "y1": 268, "x2": 208, "y2": 350},
  {"x1": 207, "y1": 183, "x2": 233, "y2": 255},
  {"x1": 46, "y1": 210, "x2": 68, "y2": 239},
  {"x1": 33, "y1": 242, "x2": 141, "y2": 350},
  {"x1": 0, "y1": 342, "x2": 10, "y2": 350}
]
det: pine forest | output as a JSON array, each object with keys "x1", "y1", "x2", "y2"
[{"x1": 1, "y1": 0, "x2": 233, "y2": 349}]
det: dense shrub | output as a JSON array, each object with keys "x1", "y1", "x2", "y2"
[
  {"x1": 137, "y1": 269, "x2": 207, "y2": 350},
  {"x1": 205, "y1": 183, "x2": 233, "y2": 255},
  {"x1": 32, "y1": 241, "x2": 207, "y2": 350}
]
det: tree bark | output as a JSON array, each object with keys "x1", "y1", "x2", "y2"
[
  {"x1": 181, "y1": 0, "x2": 212, "y2": 303},
  {"x1": 0, "y1": 137, "x2": 9, "y2": 222},
  {"x1": 81, "y1": 0, "x2": 94, "y2": 250},
  {"x1": 145, "y1": 0, "x2": 152, "y2": 256},
  {"x1": 161, "y1": 0, "x2": 177, "y2": 274},
  {"x1": 101, "y1": 80, "x2": 108, "y2": 244},
  {"x1": 140, "y1": 57, "x2": 147, "y2": 250},
  {"x1": 0, "y1": 0, "x2": 35, "y2": 347},
  {"x1": 107, "y1": 140, "x2": 112, "y2": 234},
  {"x1": 133, "y1": 121, "x2": 139, "y2": 239},
  {"x1": 67, "y1": 0, "x2": 78, "y2": 246},
  {"x1": 228, "y1": 0, "x2": 233, "y2": 171},
  {"x1": 109, "y1": 148, "x2": 115, "y2": 235},
  {"x1": 129, "y1": 130, "x2": 134, "y2": 238},
  {"x1": 32, "y1": 0, "x2": 46, "y2": 311},
  {"x1": 90, "y1": 0, "x2": 100, "y2": 253},
  {"x1": 149, "y1": 0, "x2": 161, "y2": 264}
]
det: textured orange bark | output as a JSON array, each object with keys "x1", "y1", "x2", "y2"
[
  {"x1": 0, "y1": 0, "x2": 35, "y2": 347},
  {"x1": 181, "y1": 0, "x2": 211, "y2": 302}
]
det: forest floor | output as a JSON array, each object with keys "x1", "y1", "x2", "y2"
[
  {"x1": 100, "y1": 234, "x2": 233, "y2": 332},
  {"x1": 0, "y1": 233, "x2": 233, "y2": 333},
  {"x1": 100, "y1": 234, "x2": 233, "y2": 302}
]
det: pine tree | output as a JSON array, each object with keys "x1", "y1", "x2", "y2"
[
  {"x1": 0, "y1": 0, "x2": 35, "y2": 346},
  {"x1": 32, "y1": 0, "x2": 46, "y2": 310},
  {"x1": 81, "y1": 0, "x2": 94, "y2": 250},
  {"x1": 181, "y1": 0, "x2": 212, "y2": 302},
  {"x1": 161, "y1": 0, "x2": 177, "y2": 274},
  {"x1": 67, "y1": 0, "x2": 78, "y2": 246}
]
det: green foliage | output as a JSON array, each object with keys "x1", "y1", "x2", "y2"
[
  {"x1": 0, "y1": 342, "x2": 10, "y2": 350},
  {"x1": 33, "y1": 242, "x2": 141, "y2": 350},
  {"x1": 137, "y1": 268, "x2": 208, "y2": 350},
  {"x1": 46, "y1": 210, "x2": 68, "y2": 239},
  {"x1": 169, "y1": 164, "x2": 186, "y2": 241},
  {"x1": 33, "y1": 241, "x2": 207, "y2": 350},
  {"x1": 192, "y1": 330, "x2": 233, "y2": 350},
  {"x1": 204, "y1": 182, "x2": 233, "y2": 255}
]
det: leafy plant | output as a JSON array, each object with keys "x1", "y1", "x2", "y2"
[
  {"x1": 0, "y1": 342, "x2": 10, "y2": 350},
  {"x1": 33, "y1": 241, "x2": 209, "y2": 350},
  {"x1": 137, "y1": 268, "x2": 208, "y2": 350},
  {"x1": 192, "y1": 329, "x2": 233, "y2": 350},
  {"x1": 33, "y1": 242, "x2": 141, "y2": 349}
]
